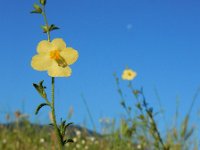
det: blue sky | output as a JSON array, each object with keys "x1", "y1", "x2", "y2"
[{"x1": 0, "y1": 0, "x2": 200, "y2": 132}]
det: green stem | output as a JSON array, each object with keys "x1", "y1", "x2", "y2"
[
  {"x1": 141, "y1": 91, "x2": 167, "y2": 150},
  {"x1": 51, "y1": 77, "x2": 63, "y2": 150},
  {"x1": 81, "y1": 94, "x2": 96, "y2": 132},
  {"x1": 42, "y1": 6, "x2": 50, "y2": 41},
  {"x1": 114, "y1": 75, "x2": 132, "y2": 120},
  {"x1": 41, "y1": 6, "x2": 63, "y2": 150}
]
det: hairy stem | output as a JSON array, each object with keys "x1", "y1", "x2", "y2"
[
  {"x1": 51, "y1": 77, "x2": 63, "y2": 149},
  {"x1": 42, "y1": 6, "x2": 63, "y2": 150},
  {"x1": 42, "y1": 6, "x2": 50, "y2": 41}
]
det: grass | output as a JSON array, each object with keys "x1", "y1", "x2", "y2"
[{"x1": 0, "y1": 78, "x2": 199, "y2": 150}]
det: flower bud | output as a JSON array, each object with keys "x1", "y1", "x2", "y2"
[{"x1": 40, "y1": 0, "x2": 46, "y2": 6}]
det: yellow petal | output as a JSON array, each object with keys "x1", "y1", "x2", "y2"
[
  {"x1": 31, "y1": 54, "x2": 52, "y2": 71},
  {"x1": 51, "y1": 38, "x2": 66, "y2": 50},
  {"x1": 37, "y1": 40, "x2": 52, "y2": 54},
  {"x1": 47, "y1": 62, "x2": 72, "y2": 77},
  {"x1": 60, "y1": 47, "x2": 79, "y2": 65}
]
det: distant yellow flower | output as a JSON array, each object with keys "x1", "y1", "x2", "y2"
[
  {"x1": 31, "y1": 38, "x2": 78, "y2": 77},
  {"x1": 122, "y1": 69, "x2": 137, "y2": 80}
]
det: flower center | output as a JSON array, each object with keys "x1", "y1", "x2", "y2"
[
  {"x1": 50, "y1": 50, "x2": 68, "y2": 68},
  {"x1": 128, "y1": 72, "x2": 132, "y2": 76},
  {"x1": 50, "y1": 50, "x2": 60, "y2": 60}
]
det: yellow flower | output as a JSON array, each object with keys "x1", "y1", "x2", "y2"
[
  {"x1": 31, "y1": 38, "x2": 78, "y2": 77},
  {"x1": 122, "y1": 68, "x2": 137, "y2": 80}
]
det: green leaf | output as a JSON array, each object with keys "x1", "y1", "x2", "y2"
[
  {"x1": 35, "y1": 103, "x2": 49, "y2": 115},
  {"x1": 133, "y1": 90, "x2": 140, "y2": 98},
  {"x1": 63, "y1": 140, "x2": 67, "y2": 145},
  {"x1": 59, "y1": 118, "x2": 65, "y2": 136},
  {"x1": 33, "y1": 4, "x2": 42, "y2": 13},
  {"x1": 181, "y1": 115, "x2": 189, "y2": 138},
  {"x1": 136, "y1": 102, "x2": 142, "y2": 110},
  {"x1": 49, "y1": 24, "x2": 59, "y2": 31},
  {"x1": 63, "y1": 139, "x2": 74, "y2": 145},
  {"x1": 184, "y1": 127, "x2": 194, "y2": 141},
  {"x1": 33, "y1": 80, "x2": 47, "y2": 99},
  {"x1": 31, "y1": 4, "x2": 42, "y2": 14},
  {"x1": 41, "y1": 24, "x2": 59, "y2": 33},
  {"x1": 138, "y1": 114, "x2": 145, "y2": 120},
  {"x1": 120, "y1": 100, "x2": 126, "y2": 108},
  {"x1": 64, "y1": 122, "x2": 73, "y2": 133},
  {"x1": 148, "y1": 107, "x2": 153, "y2": 114},
  {"x1": 30, "y1": 10, "x2": 41, "y2": 14},
  {"x1": 66, "y1": 139, "x2": 74, "y2": 143},
  {"x1": 41, "y1": 25, "x2": 49, "y2": 33},
  {"x1": 61, "y1": 119, "x2": 66, "y2": 127},
  {"x1": 60, "y1": 120, "x2": 73, "y2": 137},
  {"x1": 40, "y1": 0, "x2": 46, "y2": 6},
  {"x1": 143, "y1": 100, "x2": 148, "y2": 107},
  {"x1": 65, "y1": 122, "x2": 73, "y2": 128}
]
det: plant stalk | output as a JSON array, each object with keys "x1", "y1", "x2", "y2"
[
  {"x1": 51, "y1": 77, "x2": 63, "y2": 150},
  {"x1": 42, "y1": 6, "x2": 63, "y2": 149}
]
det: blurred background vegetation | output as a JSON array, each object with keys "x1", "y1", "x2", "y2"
[{"x1": 0, "y1": 74, "x2": 199, "y2": 150}]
